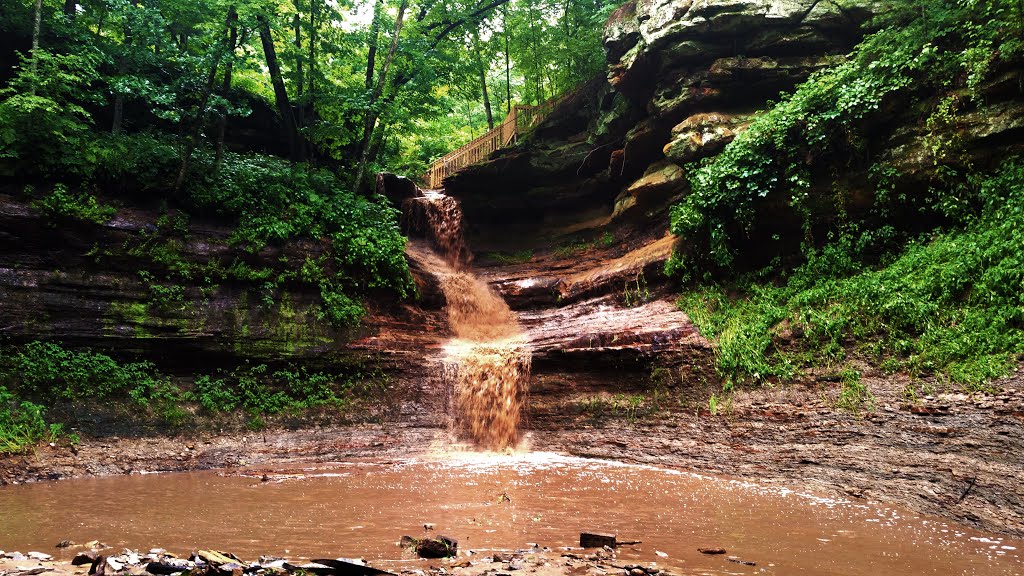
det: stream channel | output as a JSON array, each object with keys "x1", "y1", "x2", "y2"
[{"x1": 2, "y1": 453, "x2": 1022, "y2": 575}]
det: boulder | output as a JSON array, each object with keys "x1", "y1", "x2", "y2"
[
  {"x1": 144, "y1": 559, "x2": 193, "y2": 575},
  {"x1": 663, "y1": 113, "x2": 749, "y2": 165},
  {"x1": 376, "y1": 172, "x2": 420, "y2": 205},
  {"x1": 612, "y1": 161, "x2": 688, "y2": 221},
  {"x1": 72, "y1": 553, "x2": 98, "y2": 566},
  {"x1": 604, "y1": 1, "x2": 640, "y2": 63}
]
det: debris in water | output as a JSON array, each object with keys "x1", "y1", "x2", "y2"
[
  {"x1": 580, "y1": 533, "x2": 617, "y2": 549},
  {"x1": 415, "y1": 536, "x2": 458, "y2": 559}
]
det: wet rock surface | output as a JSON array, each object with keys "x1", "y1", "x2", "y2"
[{"x1": 529, "y1": 368, "x2": 1024, "y2": 539}]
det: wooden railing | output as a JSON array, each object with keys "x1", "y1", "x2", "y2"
[{"x1": 424, "y1": 93, "x2": 569, "y2": 189}]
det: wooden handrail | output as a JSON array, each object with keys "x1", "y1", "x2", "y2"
[{"x1": 424, "y1": 91, "x2": 571, "y2": 189}]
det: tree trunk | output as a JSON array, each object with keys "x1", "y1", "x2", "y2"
[
  {"x1": 174, "y1": 7, "x2": 235, "y2": 193},
  {"x1": 365, "y1": 0, "x2": 383, "y2": 90},
  {"x1": 308, "y1": 0, "x2": 318, "y2": 164},
  {"x1": 30, "y1": 0, "x2": 42, "y2": 95},
  {"x1": 503, "y1": 4, "x2": 511, "y2": 114},
  {"x1": 353, "y1": 0, "x2": 409, "y2": 194},
  {"x1": 111, "y1": 0, "x2": 140, "y2": 134},
  {"x1": 367, "y1": 121, "x2": 387, "y2": 165},
  {"x1": 293, "y1": 6, "x2": 304, "y2": 139},
  {"x1": 173, "y1": 56, "x2": 220, "y2": 193},
  {"x1": 63, "y1": 0, "x2": 76, "y2": 18},
  {"x1": 473, "y1": 29, "x2": 493, "y2": 130},
  {"x1": 258, "y1": 13, "x2": 303, "y2": 162},
  {"x1": 215, "y1": 5, "x2": 238, "y2": 165},
  {"x1": 528, "y1": 2, "x2": 541, "y2": 104},
  {"x1": 95, "y1": 6, "x2": 106, "y2": 37}
]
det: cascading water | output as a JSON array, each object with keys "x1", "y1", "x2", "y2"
[{"x1": 403, "y1": 190, "x2": 531, "y2": 450}]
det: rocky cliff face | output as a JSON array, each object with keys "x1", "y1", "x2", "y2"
[
  {"x1": 446, "y1": 1, "x2": 885, "y2": 246},
  {"x1": 0, "y1": 191, "x2": 448, "y2": 424},
  {"x1": 450, "y1": 0, "x2": 1024, "y2": 251},
  {"x1": 438, "y1": 0, "x2": 1024, "y2": 420}
]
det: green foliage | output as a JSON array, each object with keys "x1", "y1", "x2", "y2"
[
  {"x1": 17, "y1": 129, "x2": 413, "y2": 326},
  {"x1": 0, "y1": 49, "x2": 101, "y2": 177},
  {"x1": 668, "y1": 0, "x2": 1023, "y2": 272},
  {"x1": 0, "y1": 340, "x2": 388, "y2": 433},
  {"x1": 677, "y1": 161, "x2": 1024, "y2": 391},
  {"x1": 187, "y1": 362, "x2": 376, "y2": 416},
  {"x1": 0, "y1": 341, "x2": 174, "y2": 405},
  {"x1": 0, "y1": 386, "x2": 63, "y2": 454},
  {"x1": 31, "y1": 184, "x2": 116, "y2": 225},
  {"x1": 190, "y1": 149, "x2": 414, "y2": 310}
]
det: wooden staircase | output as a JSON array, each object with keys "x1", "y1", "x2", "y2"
[{"x1": 424, "y1": 93, "x2": 569, "y2": 189}]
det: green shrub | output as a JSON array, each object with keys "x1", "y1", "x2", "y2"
[
  {"x1": 1, "y1": 341, "x2": 175, "y2": 404},
  {"x1": 0, "y1": 386, "x2": 62, "y2": 454},
  {"x1": 678, "y1": 161, "x2": 1024, "y2": 391},
  {"x1": 187, "y1": 363, "x2": 366, "y2": 415},
  {"x1": 4, "y1": 127, "x2": 413, "y2": 329},
  {"x1": 31, "y1": 184, "x2": 116, "y2": 225}
]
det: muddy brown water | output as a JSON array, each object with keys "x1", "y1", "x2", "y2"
[{"x1": 1, "y1": 454, "x2": 1021, "y2": 575}]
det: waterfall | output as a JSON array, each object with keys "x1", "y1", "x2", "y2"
[{"x1": 403, "y1": 190, "x2": 531, "y2": 450}]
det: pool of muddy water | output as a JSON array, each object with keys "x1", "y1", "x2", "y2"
[{"x1": 1, "y1": 453, "x2": 1021, "y2": 575}]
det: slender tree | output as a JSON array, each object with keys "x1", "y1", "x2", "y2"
[
  {"x1": 30, "y1": 0, "x2": 43, "y2": 95},
  {"x1": 215, "y1": 5, "x2": 239, "y2": 165},
  {"x1": 175, "y1": 5, "x2": 239, "y2": 193},
  {"x1": 308, "y1": 0, "x2": 318, "y2": 163},
  {"x1": 365, "y1": 0, "x2": 383, "y2": 90},
  {"x1": 258, "y1": 12, "x2": 304, "y2": 161},
  {"x1": 473, "y1": 29, "x2": 494, "y2": 129},
  {"x1": 353, "y1": 0, "x2": 409, "y2": 193},
  {"x1": 111, "y1": 0, "x2": 140, "y2": 134},
  {"x1": 503, "y1": 3, "x2": 511, "y2": 115},
  {"x1": 294, "y1": 5, "x2": 304, "y2": 137}
]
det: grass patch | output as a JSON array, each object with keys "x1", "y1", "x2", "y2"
[
  {"x1": 0, "y1": 386, "x2": 68, "y2": 454},
  {"x1": 484, "y1": 250, "x2": 534, "y2": 265},
  {"x1": 835, "y1": 367, "x2": 875, "y2": 413},
  {"x1": 553, "y1": 231, "x2": 617, "y2": 258}
]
